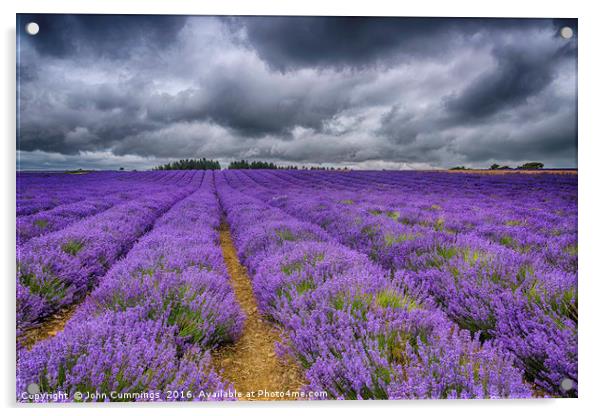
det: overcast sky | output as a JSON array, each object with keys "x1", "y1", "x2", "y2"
[{"x1": 17, "y1": 15, "x2": 577, "y2": 170}]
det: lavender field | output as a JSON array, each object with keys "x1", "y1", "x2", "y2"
[{"x1": 16, "y1": 170, "x2": 577, "y2": 401}]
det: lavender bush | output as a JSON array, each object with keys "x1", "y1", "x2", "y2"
[
  {"x1": 220, "y1": 169, "x2": 577, "y2": 397},
  {"x1": 17, "y1": 172, "x2": 243, "y2": 401},
  {"x1": 16, "y1": 169, "x2": 577, "y2": 400},
  {"x1": 216, "y1": 173, "x2": 532, "y2": 399}
]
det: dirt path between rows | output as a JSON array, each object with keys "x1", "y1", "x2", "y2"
[
  {"x1": 18, "y1": 303, "x2": 79, "y2": 349},
  {"x1": 212, "y1": 221, "x2": 306, "y2": 401}
]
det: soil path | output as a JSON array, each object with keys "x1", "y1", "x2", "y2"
[
  {"x1": 18, "y1": 303, "x2": 79, "y2": 349},
  {"x1": 212, "y1": 221, "x2": 306, "y2": 401}
]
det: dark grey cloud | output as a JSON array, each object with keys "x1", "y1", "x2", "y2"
[
  {"x1": 18, "y1": 14, "x2": 187, "y2": 59},
  {"x1": 231, "y1": 17, "x2": 572, "y2": 71},
  {"x1": 18, "y1": 77, "x2": 160, "y2": 155},
  {"x1": 451, "y1": 109, "x2": 577, "y2": 166},
  {"x1": 17, "y1": 14, "x2": 578, "y2": 170},
  {"x1": 445, "y1": 36, "x2": 576, "y2": 120},
  {"x1": 143, "y1": 72, "x2": 359, "y2": 137},
  {"x1": 229, "y1": 16, "x2": 456, "y2": 70}
]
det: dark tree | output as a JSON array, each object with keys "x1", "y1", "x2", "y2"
[
  {"x1": 490, "y1": 163, "x2": 500, "y2": 170},
  {"x1": 228, "y1": 160, "x2": 300, "y2": 169},
  {"x1": 153, "y1": 158, "x2": 221, "y2": 170},
  {"x1": 517, "y1": 162, "x2": 544, "y2": 170}
]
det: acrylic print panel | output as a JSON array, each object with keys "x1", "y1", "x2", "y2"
[{"x1": 16, "y1": 14, "x2": 577, "y2": 402}]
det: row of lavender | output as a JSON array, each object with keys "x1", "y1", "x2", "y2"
[
  {"x1": 18, "y1": 171, "x2": 243, "y2": 402},
  {"x1": 217, "y1": 173, "x2": 531, "y2": 399},
  {"x1": 17, "y1": 171, "x2": 201, "y2": 332},
  {"x1": 17, "y1": 171, "x2": 194, "y2": 244},
  {"x1": 228, "y1": 170, "x2": 577, "y2": 397},
  {"x1": 16, "y1": 171, "x2": 173, "y2": 216},
  {"x1": 273, "y1": 170, "x2": 576, "y2": 273}
]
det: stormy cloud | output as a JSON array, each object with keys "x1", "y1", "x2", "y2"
[{"x1": 17, "y1": 14, "x2": 577, "y2": 170}]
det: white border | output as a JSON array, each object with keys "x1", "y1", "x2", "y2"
[{"x1": 2, "y1": 1, "x2": 600, "y2": 415}]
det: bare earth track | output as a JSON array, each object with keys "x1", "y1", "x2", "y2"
[
  {"x1": 212, "y1": 222, "x2": 306, "y2": 401},
  {"x1": 18, "y1": 220, "x2": 307, "y2": 400},
  {"x1": 18, "y1": 303, "x2": 79, "y2": 349}
]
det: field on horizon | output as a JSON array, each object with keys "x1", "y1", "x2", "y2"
[{"x1": 16, "y1": 170, "x2": 577, "y2": 401}]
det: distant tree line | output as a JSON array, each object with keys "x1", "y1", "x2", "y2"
[
  {"x1": 152, "y1": 158, "x2": 546, "y2": 172},
  {"x1": 306, "y1": 166, "x2": 349, "y2": 171},
  {"x1": 227, "y1": 159, "x2": 350, "y2": 170},
  {"x1": 516, "y1": 162, "x2": 545, "y2": 170},
  {"x1": 489, "y1": 164, "x2": 511, "y2": 170},
  {"x1": 153, "y1": 158, "x2": 221, "y2": 170},
  {"x1": 450, "y1": 162, "x2": 545, "y2": 171},
  {"x1": 151, "y1": 158, "x2": 354, "y2": 171},
  {"x1": 491, "y1": 162, "x2": 544, "y2": 170},
  {"x1": 228, "y1": 160, "x2": 285, "y2": 169}
]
